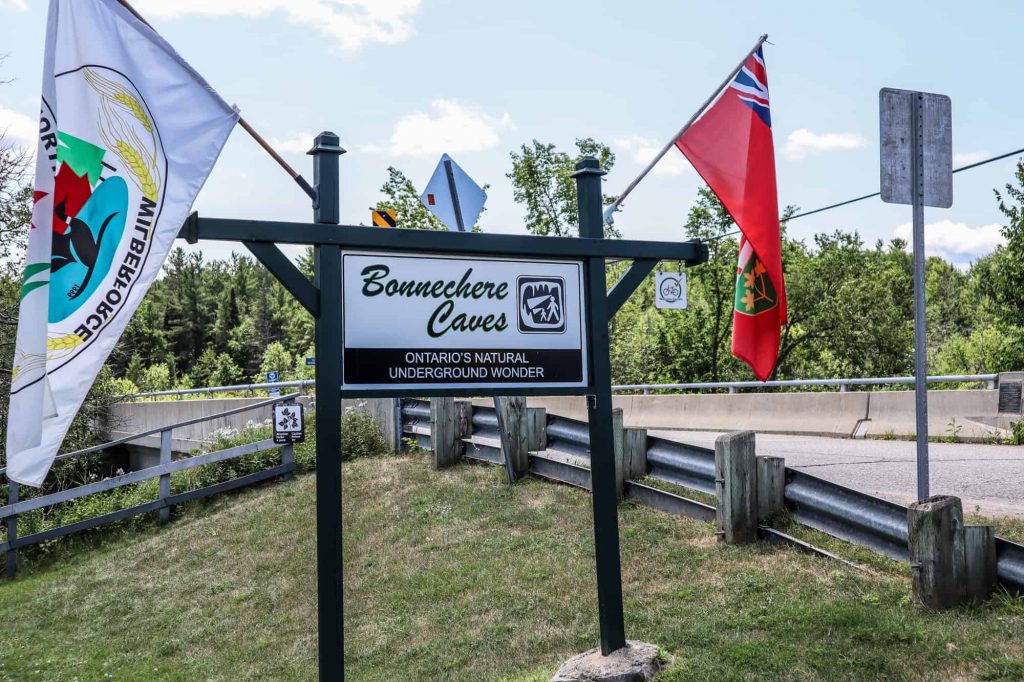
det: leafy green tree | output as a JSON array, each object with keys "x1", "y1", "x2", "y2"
[
  {"x1": 209, "y1": 352, "x2": 244, "y2": 387},
  {"x1": 138, "y1": 363, "x2": 173, "y2": 393},
  {"x1": 507, "y1": 138, "x2": 618, "y2": 238},
  {"x1": 981, "y1": 160, "x2": 1024, "y2": 328},
  {"x1": 372, "y1": 166, "x2": 446, "y2": 230},
  {"x1": 259, "y1": 341, "x2": 293, "y2": 382}
]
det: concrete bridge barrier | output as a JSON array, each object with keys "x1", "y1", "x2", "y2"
[{"x1": 499, "y1": 388, "x2": 1007, "y2": 440}]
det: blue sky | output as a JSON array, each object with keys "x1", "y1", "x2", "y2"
[{"x1": 0, "y1": 0, "x2": 1021, "y2": 266}]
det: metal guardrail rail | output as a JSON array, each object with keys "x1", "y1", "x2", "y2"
[
  {"x1": 614, "y1": 373, "x2": 999, "y2": 393},
  {"x1": 1, "y1": 393, "x2": 300, "y2": 578},
  {"x1": 114, "y1": 379, "x2": 316, "y2": 400},
  {"x1": 399, "y1": 398, "x2": 1024, "y2": 595}
]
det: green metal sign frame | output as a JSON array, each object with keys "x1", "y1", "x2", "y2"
[{"x1": 179, "y1": 131, "x2": 708, "y2": 680}]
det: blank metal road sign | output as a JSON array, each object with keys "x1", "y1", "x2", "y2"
[
  {"x1": 371, "y1": 209, "x2": 397, "y2": 227},
  {"x1": 879, "y1": 88, "x2": 952, "y2": 208},
  {"x1": 420, "y1": 153, "x2": 487, "y2": 231}
]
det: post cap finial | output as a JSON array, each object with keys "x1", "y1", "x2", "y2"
[
  {"x1": 308, "y1": 131, "x2": 346, "y2": 155},
  {"x1": 571, "y1": 156, "x2": 607, "y2": 178}
]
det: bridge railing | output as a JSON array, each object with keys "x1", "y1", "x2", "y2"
[
  {"x1": 0, "y1": 393, "x2": 300, "y2": 579},
  {"x1": 112, "y1": 373, "x2": 1000, "y2": 401},
  {"x1": 615, "y1": 373, "x2": 998, "y2": 394}
]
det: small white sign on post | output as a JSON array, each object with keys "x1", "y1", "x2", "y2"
[
  {"x1": 655, "y1": 271, "x2": 687, "y2": 309},
  {"x1": 273, "y1": 403, "x2": 305, "y2": 444},
  {"x1": 340, "y1": 251, "x2": 587, "y2": 391}
]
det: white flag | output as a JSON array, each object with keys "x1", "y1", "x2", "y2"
[{"x1": 6, "y1": 0, "x2": 238, "y2": 486}]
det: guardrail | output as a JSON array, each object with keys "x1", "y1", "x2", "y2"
[
  {"x1": 614, "y1": 373, "x2": 999, "y2": 393},
  {"x1": 398, "y1": 398, "x2": 1024, "y2": 596},
  {"x1": 1, "y1": 393, "x2": 300, "y2": 578},
  {"x1": 113, "y1": 380, "x2": 315, "y2": 400}
]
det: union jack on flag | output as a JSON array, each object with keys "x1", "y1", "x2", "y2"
[{"x1": 730, "y1": 48, "x2": 771, "y2": 128}]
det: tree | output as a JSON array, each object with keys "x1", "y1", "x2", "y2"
[
  {"x1": 978, "y1": 160, "x2": 1024, "y2": 328},
  {"x1": 208, "y1": 352, "x2": 243, "y2": 387},
  {"x1": 371, "y1": 167, "x2": 443, "y2": 231},
  {"x1": 137, "y1": 363, "x2": 173, "y2": 393},
  {"x1": 662, "y1": 188, "x2": 739, "y2": 382},
  {"x1": 507, "y1": 138, "x2": 618, "y2": 238},
  {"x1": 258, "y1": 341, "x2": 293, "y2": 381}
]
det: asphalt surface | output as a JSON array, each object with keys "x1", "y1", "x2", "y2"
[{"x1": 647, "y1": 430, "x2": 1024, "y2": 518}]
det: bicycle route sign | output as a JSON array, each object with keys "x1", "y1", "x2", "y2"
[{"x1": 340, "y1": 251, "x2": 588, "y2": 391}]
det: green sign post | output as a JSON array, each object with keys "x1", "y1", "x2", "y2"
[{"x1": 179, "y1": 132, "x2": 708, "y2": 680}]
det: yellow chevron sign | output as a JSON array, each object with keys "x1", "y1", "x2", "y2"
[{"x1": 371, "y1": 209, "x2": 397, "y2": 228}]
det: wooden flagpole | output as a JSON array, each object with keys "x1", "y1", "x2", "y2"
[{"x1": 114, "y1": 0, "x2": 318, "y2": 202}]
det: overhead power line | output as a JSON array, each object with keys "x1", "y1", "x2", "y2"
[{"x1": 700, "y1": 146, "x2": 1024, "y2": 242}]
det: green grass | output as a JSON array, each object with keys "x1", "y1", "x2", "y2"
[{"x1": 2, "y1": 453, "x2": 1024, "y2": 681}]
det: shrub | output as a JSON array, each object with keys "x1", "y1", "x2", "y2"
[
  {"x1": 1013, "y1": 420, "x2": 1024, "y2": 446},
  {"x1": 342, "y1": 406, "x2": 388, "y2": 460}
]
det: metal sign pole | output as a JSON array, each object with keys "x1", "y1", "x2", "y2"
[
  {"x1": 880, "y1": 87, "x2": 951, "y2": 501},
  {"x1": 910, "y1": 95, "x2": 930, "y2": 500},
  {"x1": 444, "y1": 158, "x2": 467, "y2": 232},
  {"x1": 310, "y1": 132, "x2": 346, "y2": 680},
  {"x1": 574, "y1": 158, "x2": 627, "y2": 654}
]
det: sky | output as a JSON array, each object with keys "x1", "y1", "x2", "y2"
[{"x1": 0, "y1": 0, "x2": 1021, "y2": 267}]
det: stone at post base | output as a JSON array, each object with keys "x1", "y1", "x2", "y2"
[{"x1": 550, "y1": 641, "x2": 662, "y2": 682}]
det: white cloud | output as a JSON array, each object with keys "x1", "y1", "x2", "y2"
[
  {"x1": 0, "y1": 105, "x2": 37, "y2": 147},
  {"x1": 615, "y1": 135, "x2": 691, "y2": 176},
  {"x1": 953, "y1": 151, "x2": 988, "y2": 167},
  {"x1": 269, "y1": 132, "x2": 317, "y2": 154},
  {"x1": 269, "y1": 134, "x2": 381, "y2": 156},
  {"x1": 0, "y1": 0, "x2": 27, "y2": 11},
  {"x1": 782, "y1": 128, "x2": 866, "y2": 160},
  {"x1": 387, "y1": 100, "x2": 512, "y2": 156},
  {"x1": 893, "y1": 220, "x2": 1005, "y2": 264},
  {"x1": 134, "y1": 0, "x2": 421, "y2": 52}
]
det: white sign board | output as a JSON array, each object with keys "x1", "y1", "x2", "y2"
[
  {"x1": 420, "y1": 154, "x2": 487, "y2": 231},
  {"x1": 341, "y1": 252, "x2": 587, "y2": 390},
  {"x1": 655, "y1": 272, "x2": 687, "y2": 309}
]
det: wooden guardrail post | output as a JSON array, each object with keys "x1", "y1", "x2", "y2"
[
  {"x1": 495, "y1": 397, "x2": 529, "y2": 480},
  {"x1": 908, "y1": 495, "x2": 967, "y2": 609},
  {"x1": 964, "y1": 524, "x2": 997, "y2": 603},
  {"x1": 756, "y1": 455, "x2": 785, "y2": 522},
  {"x1": 158, "y1": 429, "x2": 172, "y2": 525},
  {"x1": 526, "y1": 407, "x2": 547, "y2": 452},
  {"x1": 430, "y1": 397, "x2": 459, "y2": 469},
  {"x1": 715, "y1": 431, "x2": 757, "y2": 544},
  {"x1": 455, "y1": 400, "x2": 474, "y2": 443},
  {"x1": 5, "y1": 480, "x2": 18, "y2": 579},
  {"x1": 623, "y1": 427, "x2": 648, "y2": 482}
]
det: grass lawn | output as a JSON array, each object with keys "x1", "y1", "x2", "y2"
[{"x1": 1, "y1": 451, "x2": 1023, "y2": 681}]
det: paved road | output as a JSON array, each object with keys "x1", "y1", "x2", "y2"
[{"x1": 647, "y1": 430, "x2": 1024, "y2": 518}]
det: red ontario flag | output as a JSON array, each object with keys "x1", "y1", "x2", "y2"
[{"x1": 675, "y1": 46, "x2": 786, "y2": 381}]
